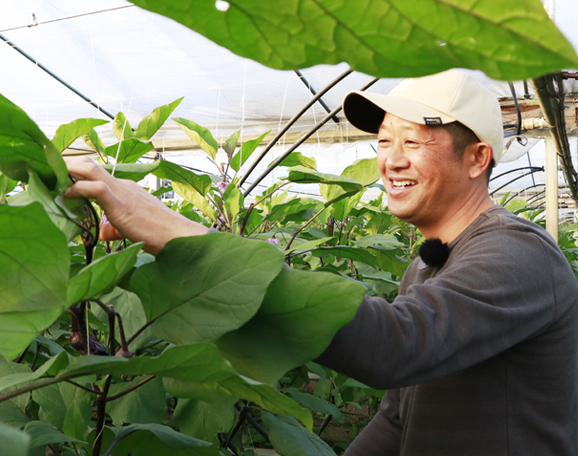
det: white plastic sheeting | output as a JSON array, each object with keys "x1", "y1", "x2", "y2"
[{"x1": 0, "y1": 0, "x2": 577, "y2": 195}]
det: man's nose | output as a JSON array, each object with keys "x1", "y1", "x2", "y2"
[{"x1": 386, "y1": 142, "x2": 409, "y2": 169}]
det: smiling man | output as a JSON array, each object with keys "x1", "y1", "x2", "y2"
[
  {"x1": 64, "y1": 70, "x2": 578, "y2": 455},
  {"x1": 316, "y1": 70, "x2": 578, "y2": 455}
]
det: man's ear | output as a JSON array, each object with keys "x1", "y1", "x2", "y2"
[{"x1": 467, "y1": 142, "x2": 493, "y2": 179}]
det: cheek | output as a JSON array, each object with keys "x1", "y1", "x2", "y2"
[{"x1": 376, "y1": 151, "x2": 387, "y2": 175}]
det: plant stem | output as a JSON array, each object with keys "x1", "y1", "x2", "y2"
[
  {"x1": 92, "y1": 375, "x2": 112, "y2": 456},
  {"x1": 285, "y1": 205, "x2": 328, "y2": 251}
]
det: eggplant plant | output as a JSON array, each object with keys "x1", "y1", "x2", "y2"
[{"x1": 0, "y1": 94, "x2": 413, "y2": 456}]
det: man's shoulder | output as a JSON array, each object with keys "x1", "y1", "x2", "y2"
[{"x1": 463, "y1": 205, "x2": 553, "y2": 244}]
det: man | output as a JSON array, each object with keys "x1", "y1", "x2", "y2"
[{"x1": 65, "y1": 70, "x2": 578, "y2": 455}]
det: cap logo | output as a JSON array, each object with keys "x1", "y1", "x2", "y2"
[{"x1": 424, "y1": 117, "x2": 443, "y2": 125}]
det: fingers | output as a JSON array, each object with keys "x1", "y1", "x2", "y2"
[{"x1": 64, "y1": 156, "x2": 111, "y2": 183}]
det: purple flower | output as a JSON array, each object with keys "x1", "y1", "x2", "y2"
[
  {"x1": 266, "y1": 237, "x2": 280, "y2": 245},
  {"x1": 215, "y1": 181, "x2": 230, "y2": 193}
]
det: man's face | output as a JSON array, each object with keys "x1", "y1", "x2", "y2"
[{"x1": 376, "y1": 113, "x2": 472, "y2": 233}]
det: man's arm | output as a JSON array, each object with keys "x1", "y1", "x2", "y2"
[{"x1": 64, "y1": 156, "x2": 210, "y2": 254}]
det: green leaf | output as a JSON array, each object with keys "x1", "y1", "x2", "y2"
[
  {"x1": 173, "y1": 118, "x2": 219, "y2": 161},
  {"x1": 287, "y1": 166, "x2": 364, "y2": 205},
  {"x1": 113, "y1": 112, "x2": 133, "y2": 141},
  {"x1": 216, "y1": 267, "x2": 365, "y2": 384},
  {"x1": 33, "y1": 381, "x2": 92, "y2": 440},
  {"x1": 0, "y1": 422, "x2": 30, "y2": 456},
  {"x1": 104, "y1": 138, "x2": 155, "y2": 163},
  {"x1": 262, "y1": 412, "x2": 337, "y2": 456},
  {"x1": 284, "y1": 387, "x2": 343, "y2": 421},
  {"x1": 108, "y1": 377, "x2": 168, "y2": 426},
  {"x1": 24, "y1": 421, "x2": 86, "y2": 449},
  {"x1": 56, "y1": 344, "x2": 312, "y2": 429},
  {"x1": 0, "y1": 203, "x2": 69, "y2": 360},
  {"x1": 101, "y1": 161, "x2": 161, "y2": 181},
  {"x1": 130, "y1": 233, "x2": 284, "y2": 342},
  {"x1": 153, "y1": 160, "x2": 212, "y2": 196},
  {"x1": 264, "y1": 199, "x2": 318, "y2": 223},
  {"x1": 82, "y1": 129, "x2": 105, "y2": 154},
  {"x1": 285, "y1": 236, "x2": 334, "y2": 255},
  {"x1": 67, "y1": 243, "x2": 143, "y2": 305},
  {"x1": 353, "y1": 233, "x2": 404, "y2": 249},
  {"x1": 135, "y1": 98, "x2": 184, "y2": 140},
  {"x1": 172, "y1": 182, "x2": 217, "y2": 222},
  {"x1": 172, "y1": 399, "x2": 235, "y2": 446},
  {"x1": 224, "y1": 129, "x2": 240, "y2": 159},
  {"x1": 107, "y1": 423, "x2": 218, "y2": 456},
  {"x1": 230, "y1": 130, "x2": 269, "y2": 172},
  {"x1": 8, "y1": 171, "x2": 86, "y2": 242},
  {"x1": 311, "y1": 246, "x2": 378, "y2": 267},
  {"x1": 131, "y1": 0, "x2": 578, "y2": 81},
  {"x1": 223, "y1": 183, "x2": 243, "y2": 223},
  {"x1": 0, "y1": 93, "x2": 68, "y2": 191},
  {"x1": 52, "y1": 118, "x2": 109, "y2": 153},
  {"x1": 321, "y1": 158, "x2": 379, "y2": 205},
  {"x1": 0, "y1": 174, "x2": 18, "y2": 202},
  {"x1": 271, "y1": 152, "x2": 316, "y2": 170}
]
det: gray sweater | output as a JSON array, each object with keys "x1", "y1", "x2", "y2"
[{"x1": 318, "y1": 205, "x2": 578, "y2": 455}]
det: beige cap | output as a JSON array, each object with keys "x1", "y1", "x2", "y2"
[{"x1": 343, "y1": 70, "x2": 504, "y2": 164}]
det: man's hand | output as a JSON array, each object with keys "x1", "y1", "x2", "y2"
[{"x1": 64, "y1": 156, "x2": 210, "y2": 255}]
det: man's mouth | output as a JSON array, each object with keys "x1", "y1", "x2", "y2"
[{"x1": 391, "y1": 180, "x2": 417, "y2": 189}]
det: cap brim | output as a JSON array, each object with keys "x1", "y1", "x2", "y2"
[{"x1": 343, "y1": 91, "x2": 455, "y2": 134}]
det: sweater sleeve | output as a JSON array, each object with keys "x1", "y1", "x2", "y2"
[{"x1": 316, "y1": 226, "x2": 560, "y2": 389}]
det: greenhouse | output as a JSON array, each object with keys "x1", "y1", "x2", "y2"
[{"x1": 1, "y1": 1, "x2": 578, "y2": 455}]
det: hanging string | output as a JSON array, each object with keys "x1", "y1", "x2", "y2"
[{"x1": 112, "y1": 12, "x2": 155, "y2": 177}]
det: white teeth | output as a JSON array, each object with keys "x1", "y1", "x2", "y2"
[{"x1": 392, "y1": 180, "x2": 416, "y2": 188}]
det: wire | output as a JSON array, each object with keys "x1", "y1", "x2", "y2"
[{"x1": 0, "y1": 5, "x2": 135, "y2": 33}]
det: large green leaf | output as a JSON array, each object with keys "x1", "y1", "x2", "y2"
[
  {"x1": 113, "y1": 112, "x2": 134, "y2": 141},
  {"x1": 7, "y1": 171, "x2": 87, "y2": 242},
  {"x1": 215, "y1": 267, "x2": 365, "y2": 384},
  {"x1": 172, "y1": 398, "x2": 235, "y2": 446},
  {"x1": 321, "y1": 158, "x2": 380, "y2": 205},
  {"x1": 107, "y1": 377, "x2": 168, "y2": 426},
  {"x1": 134, "y1": 98, "x2": 184, "y2": 140},
  {"x1": 172, "y1": 181, "x2": 218, "y2": 222},
  {"x1": 105, "y1": 423, "x2": 218, "y2": 456},
  {"x1": 0, "y1": 422, "x2": 30, "y2": 456},
  {"x1": 153, "y1": 160, "x2": 213, "y2": 196},
  {"x1": 164, "y1": 375, "x2": 312, "y2": 430},
  {"x1": 130, "y1": 233, "x2": 284, "y2": 342},
  {"x1": 286, "y1": 166, "x2": 364, "y2": 205},
  {"x1": 0, "y1": 203, "x2": 69, "y2": 360},
  {"x1": 24, "y1": 421, "x2": 86, "y2": 450},
  {"x1": 67, "y1": 243, "x2": 143, "y2": 305},
  {"x1": 52, "y1": 118, "x2": 109, "y2": 153},
  {"x1": 262, "y1": 412, "x2": 337, "y2": 456},
  {"x1": 0, "y1": 93, "x2": 68, "y2": 191},
  {"x1": 131, "y1": 0, "x2": 578, "y2": 81},
  {"x1": 55, "y1": 343, "x2": 312, "y2": 428},
  {"x1": 264, "y1": 199, "x2": 318, "y2": 223},
  {"x1": 310, "y1": 245, "x2": 378, "y2": 267},
  {"x1": 271, "y1": 152, "x2": 317, "y2": 170},
  {"x1": 173, "y1": 118, "x2": 219, "y2": 161},
  {"x1": 230, "y1": 130, "x2": 270, "y2": 172},
  {"x1": 104, "y1": 138, "x2": 155, "y2": 164},
  {"x1": 32, "y1": 381, "x2": 92, "y2": 440}
]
